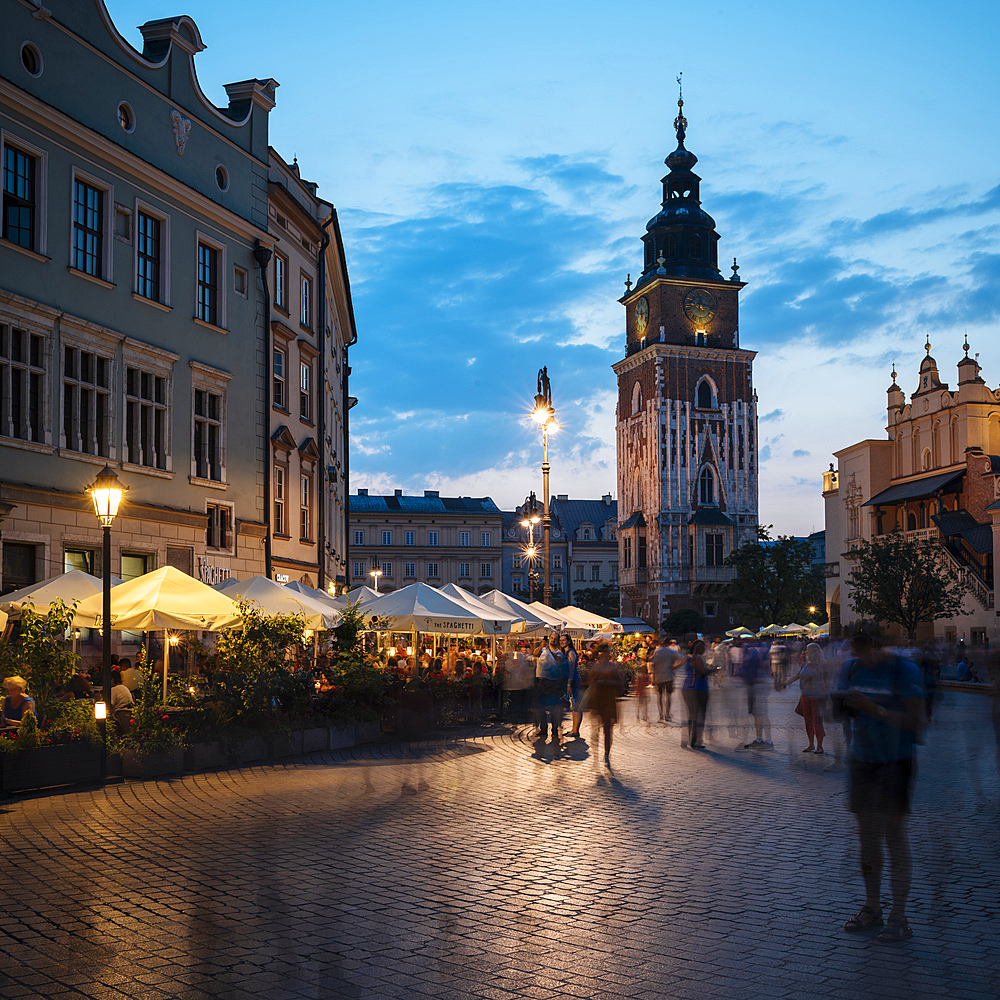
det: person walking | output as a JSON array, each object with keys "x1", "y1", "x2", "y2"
[
  {"x1": 650, "y1": 639, "x2": 682, "y2": 722},
  {"x1": 559, "y1": 633, "x2": 584, "y2": 738},
  {"x1": 681, "y1": 639, "x2": 717, "y2": 749},
  {"x1": 588, "y1": 642, "x2": 623, "y2": 764},
  {"x1": 834, "y1": 630, "x2": 925, "y2": 943},
  {"x1": 788, "y1": 642, "x2": 829, "y2": 754},
  {"x1": 534, "y1": 634, "x2": 569, "y2": 743}
]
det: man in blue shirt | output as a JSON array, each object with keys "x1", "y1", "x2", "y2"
[{"x1": 835, "y1": 630, "x2": 925, "y2": 943}]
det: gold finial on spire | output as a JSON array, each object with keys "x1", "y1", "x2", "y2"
[
  {"x1": 891, "y1": 361, "x2": 897, "y2": 383},
  {"x1": 925, "y1": 336, "x2": 932, "y2": 355},
  {"x1": 674, "y1": 72, "x2": 687, "y2": 143},
  {"x1": 963, "y1": 333, "x2": 970, "y2": 355}
]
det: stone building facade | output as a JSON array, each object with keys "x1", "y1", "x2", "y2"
[
  {"x1": 824, "y1": 342, "x2": 999, "y2": 644},
  {"x1": 347, "y1": 490, "x2": 502, "y2": 594},
  {"x1": 612, "y1": 96, "x2": 759, "y2": 629}
]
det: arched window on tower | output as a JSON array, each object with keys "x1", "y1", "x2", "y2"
[
  {"x1": 665, "y1": 234, "x2": 676, "y2": 258},
  {"x1": 696, "y1": 378, "x2": 717, "y2": 409},
  {"x1": 921, "y1": 448, "x2": 931, "y2": 471},
  {"x1": 699, "y1": 466, "x2": 716, "y2": 505},
  {"x1": 690, "y1": 233, "x2": 702, "y2": 259},
  {"x1": 631, "y1": 381, "x2": 642, "y2": 416}
]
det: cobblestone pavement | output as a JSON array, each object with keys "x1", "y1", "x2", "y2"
[{"x1": 1, "y1": 686, "x2": 997, "y2": 1000}]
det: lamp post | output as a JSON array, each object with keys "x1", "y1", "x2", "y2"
[
  {"x1": 530, "y1": 368, "x2": 557, "y2": 606},
  {"x1": 370, "y1": 559, "x2": 382, "y2": 593},
  {"x1": 87, "y1": 465, "x2": 125, "y2": 777},
  {"x1": 519, "y1": 492, "x2": 541, "y2": 603}
]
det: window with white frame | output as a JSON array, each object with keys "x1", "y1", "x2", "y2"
[
  {"x1": 480, "y1": 563, "x2": 492, "y2": 578},
  {"x1": 427, "y1": 561, "x2": 439, "y2": 577},
  {"x1": 460, "y1": 531, "x2": 470, "y2": 546},
  {"x1": 3, "y1": 142, "x2": 39, "y2": 251},
  {"x1": 352, "y1": 561, "x2": 364, "y2": 578},
  {"x1": 575, "y1": 564, "x2": 585, "y2": 581},
  {"x1": 273, "y1": 466, "x2": 286, "y2": 535},
  {"x1": 512, "y1": 576, "x2": 523, "y2": 592},
  {"x1": 611, "y1": 562, "x2": 619, "y2": 581},
  {"x1": 382, "y1": 530, "x2": 392, "y2": 546},
  {"x1": 197, "y1": 240, "x2": 220, "y2": 326},
  {"x1": 300, "y1": 273, "x2": 312, "y2": 328},
  {"x1": 706, "y1": 532, "x2": 724, "y2": 567},
  {"x1": 206, "y1": 501, "x2": 233, "y2": 552},
  {"x1": 299, "y1": 361, "x2": 311, "y2": 421},
  {"x1": 273, "y1": 347, "x2": 286, "y2": 409},
  {"x1": 481, "y1": 531, "x2": 491, "y2": 547},
  {"x1": 428, "y1": 531, "x2": 438, "y2": 546},
  {"x1": 591, "y1": 563, "x2": 601, "y2": 581},
  {"x1": 404, "y1": 562, "x2": 415, "y2": 578},
  {"x1": 274, "y1": 252, "x2": 287, "y2": 311},
  {"x1": 405, "y1": 530, "x2": 415, "y2": 546},
  {"x1": 553, "y1": 554, "x2": 562, "y2": 569},
  {"x1": 193, "y1": 387, "x2": 223, "y2": 481},
  {"x1": 354, "y1": 529, "x2": 364, "y2": 546},
  {"x1": 62, "y1": 344, "x2": 111, "y2": 456},
  {"x1": 459, "y1": 562, "x2": 470, "y2": 578},
  {"x1": 124, "y1": 365, "x2": 168, "y2": 469},
  {"x1": 300, "y1": 473, "x2": 312, "y2": 540},
  {"x1": 73, "y1": 176, "x2": 108, "y2": 277},
  {"x1": 0, "y1": 323, "x2": 45, "y2": 443},
  {"x1": 135, "y1": 209, "x2": 164, "y2": 302},
  {"x1": 381, "y1": 561, "x2": 392, "y2": 577},
  {"x1": 513, "y1": 555, "x2": 523, "y2": 569}
]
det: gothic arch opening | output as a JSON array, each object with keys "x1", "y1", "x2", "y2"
[
  {"x1": 631, "y1": 381, "x2": 642, "y2": 415},
  {"x1": 699, "y1": 466, "x2": 717, "y2": 505},
  {"x1": 695, "y1": 376, "x2": 718, "y2": 409}
]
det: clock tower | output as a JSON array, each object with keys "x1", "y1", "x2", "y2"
[{"x1": 612, "y1": 91, "x2": 759, "y2": 629}]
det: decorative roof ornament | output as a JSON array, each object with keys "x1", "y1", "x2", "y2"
[
  {"x1": 674, "y1": 72, "x2": 687, "y2": 144},
  {"x1": 730, "y1": 257, "x2": 740, "y2": 282},
  {"x1": 963, "y1": 333, "x2": 970, "y2": 356},
  {"x1": 925, "y1": 335, "x2": 932, "y2": 355},
  {"x1": 656, "y1": 251, "x2": 667, "y2": 275},
  {"x1": 624, "y1": 273, "x2": 632, "y2": 293},
  {"x1": 891, "y1": 361, "x2": 898, "y2": 385}
]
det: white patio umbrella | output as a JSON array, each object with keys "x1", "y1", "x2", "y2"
[
  {"x1": 220, "y1": 576, "x2": 340, "y2": 629},
  {"x1": 0, "y1": 569, "x2": 122, "y2": 619},
  {"x1": 333, "y1": 585, "x2": 383, "y2": 611},
  {"x1": 439, "y1": 584, "x2": 526, "y2": 634},
  {"x1": 363, "y1": 583, "x2": 497, "y2": 635},
  {"x1": 73, "y1": 566, "x2": 243, "y2": 705},
  {"x1": 284, "y1": 580, "x2": 344, "y2": 614},
  {"x1": 777, "y1": 623, "x2": 810, "y2": 635},
  {"x1": 525, "y1": 601, "x2": 575, "y2": 629},
  {"x1": 0, "y1": 608, "x2": 7, "y2": 631},
  {"x1": 557, "y1": 605, "x2": 618, "y2": 631},
  {"x1": 726, "y1": 627, "x2": 756, "y2": 638},
  {"x1": 477, "y1": 591, "x2": 558, "y2": 634}
]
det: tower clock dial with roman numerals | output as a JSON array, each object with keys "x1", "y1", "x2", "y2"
[{"x1": 683, "y1": 288, "x2": 717, "y2": 325}]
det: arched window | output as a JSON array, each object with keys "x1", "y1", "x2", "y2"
[
  {"x1": 696, "y1": 378, "x2": 716, "y2": 409},
  {"x1": 665, "y1": 234, "x2": 676, "y2": 258},
  {"x1": 631, "y1": 381, "x2": 641, "y2": 415},
  {"x1": 907, "y1": 512, "x2": 917, "y2": 531},
  {"x1": 583, "y1": 528, "x2": 591, "y2": 540},
  {"x1": 690, "y1": 234, "x2": 701, "y2": 259},
  {"x1": 699, "y1": 467, "x2": 716, "y2": 505},
  {"x1": 921, "y1": 448, "x2": 931, "y2": 471}
]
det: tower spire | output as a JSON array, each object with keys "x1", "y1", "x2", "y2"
[{"x1": 674, "y1": 72, "x2": 687, "y2": 144}]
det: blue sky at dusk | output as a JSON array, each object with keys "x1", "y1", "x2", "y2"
[{"x1": 109, "y1": 1, "x2": 1000, "y2": 535}]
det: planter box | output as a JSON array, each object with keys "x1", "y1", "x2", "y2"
[
  {"x1": 355, "y1": 720, "x2": 382, "y2": 744},
  {"x1": 123, "y1": 747, "x2": 184, "y2": 779},
  {"x1": 184, "y1": 741, "x2": 228, "y2": 772},
  {"x1": 1, "y1": 743, "x2": 102, "y2": 794},
  {"x1": 233, "y1": 735, "x2": 268, "y2": 764},
  {"x1": 268, "y1": 732, "x2": 304, "y2": 759},
  {"x1": 301, "y1": 727, "x2": 329, "y2": 754},
  {"x1": 329, "y1": 725, "x2": 355, "y2": 750}
]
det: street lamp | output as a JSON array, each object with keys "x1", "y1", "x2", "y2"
[
  {"x1": 369, "y1": 559, "x2": 382, "y2": 592},
  {"x1": 530, "y1": 367, "x2": 558, "y2": 606},
  {"x1": 87, "y1": 465, "x2": 126, "y2": 777},
  {"x1": 519, "y1": 492, "x2": 541, "y2": 602}
]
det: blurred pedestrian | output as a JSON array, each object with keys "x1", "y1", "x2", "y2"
[
  {"x1": 681, "y1": 639, "x2": 717, "y2": 749},
  {"x1": 589, "y1": 642, "x2": 623, "y2": 764},
  {"x1": 787, "y1": 642, "x2": 829, "y2": 754},
  {"x1": 737, "y1": 642, "x2": 773, "y2": 749},
  {"x1": 635, "y1": 658, "x2": 652, "y2": 726},
  {"x1": 651, "y1": 638, "x2": 683, "y2": 722},
  {"x1": 834, "y1": 630, "x2": 925, "y2": 943},
  {"x1": 559, "y1": 633, "x2": 584, "y2": 738},
  {"x1": 534, "y1": 634, "x2": 569, "y2": 743}
]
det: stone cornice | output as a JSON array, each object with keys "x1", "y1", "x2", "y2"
[{"x1": 613, "y1": 343, "x2": 756, "y2": 375}]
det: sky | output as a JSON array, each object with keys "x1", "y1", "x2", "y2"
[{"x1": 108, "y1": 1, "x2": 1000, "y2": 536}]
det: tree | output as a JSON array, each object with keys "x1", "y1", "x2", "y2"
[
  {"x1": 724, "y1": 526, "x2": 822, "y2": 627},
  {"x1": 572, "y1": 584, "x2": 620, "y2": 619},
  {"x1": 661, "y1": 607, "x2": 704, "y2": 636},
  {"x1": 845, "y1": 532, "x2": 970, "y2": 642}
]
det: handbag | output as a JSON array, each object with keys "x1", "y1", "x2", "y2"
[{"x1": 794, "y1": 696, "x2": 804, "y2": 717}]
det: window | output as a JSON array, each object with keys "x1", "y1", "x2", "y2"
[
  {"x1": 704, "y1": 602, "x2": 717, "y2": 619},
  {"x1": 64, "y1": 548, "x2": 94, "y2": 574},
  {"x1": 118, "y1": 103, "x2": 134, "y2": 133},
  {"x1": 136, "y1": 211, "x2": 162, "y2": 301},
  {"x1": 62, "y1": 345, "x2": 110, "y2": 456},
  {"x1": 274, "y1": 466, "x2": 286, "y2": 534},
  {"x1": 300, "y1": 274, "x2": 312, "y2": 328},
  {"x1": 197, "y1": 241, "x2": 219, "y2": 325},
  {"x1": 610, "y1": 562, "x2": 618, "y2": 582},
  {"x1": 352, "y1": 561, "x2": 364, "y2": 578},
  {"x1": 427, "y1": 562, "x2": 439, "y2": 578},
  {"x1": 73, "y1": 178, "x2": 105, "y2": 276},
  {"x1": 120, "y1": 553, "x2": 149, "y2": 582},
  {"x1": 460, "y1": 531, "x2": 470, "y2": 547},
  {"x1": 2, "y1": 542, "x2": 37, "y2": 593},
  {"x1": 404, "y1": 562, "x2": 415, "y2": 578},
  {"x1": 638, "y1": 536, "x2": 647, "y2": 568},
  {"x1": 273, "y1": 348, "x2": 286, "y2": 409},
  {"x1": 0, "y1": 325, "x2": 45, "y2": 443},
  {"x1": 381, "y1": 561, "x2": 392, "y2": 577},
  {"x1": 481, "y1": 563, "x2": 492, "y2": 578},
  {"x1": 354, "y1": 529, "x2": 365, "y2": 546},
  {"x1": 697, "y1": 380, "x2": 714, "y2": 409},
  {"x1": 382, "y1": 530, "x2": 392, "y2": 546},
  {"x1": 428, "y1": 531, "x2": 438, "y2": 546},
  {"x1": 207, "y1": 502, "x2": 233, "y2": 551},
  {"x1": 553, "y1": 555, "x2": 562, "y2": 570},
  {"x1": 20, "y1": 43, "x2": 42, "y2": 78},
  {"x1": 459, "y1": 562, "x2": 470, "y2": 578},
  {"x1": 512, "y1": 576, "x2": 523, "y2": 592},
  {"x1": 513, "y1": 555, "x2": 523, "y2": 569},
  {"x1": 300, "y1": 474, "x2": 312, "y2": 540},
  {"x1": 690, "y1": 233, "x2": 702, "y2": 259},
  {"x1": 623, "y1": 537, "x2": 632, "y2": 569},
  {"x1": 3, "y1": 145, "x2": 36, "y2": 249},
  {"x1": 591, "y1": 563, "x2": 601, "y2": 581},
  {"x1": 582, "y1": 528, "x2": 591, "y2": 540},
  {"x1": 274, "y1": 253, "x2": 287, "y2": 310},
  {"x1": 233, "y1": 265, "x2": 247, "y2": 297},
  {"x1": 193, "y1": 388, "x2": 223, "y2": 481},
  {"x1": 215, "y1": 165, "x2": 229, "y2": 192},
  {"x1": 405, "y1": 530, "x2": 415, "y2": 546},
  {"x1": 699, "y1": 467, "x2": 716, "y2": 505},
  {"x1": 575, "y1": 564, "x2": 585, "y2": 581},
  {"x1": 706, "y1": 532, "x2": 724, "y2": 567},
  {"x1": 480, "y1": 531, "x2": 491, "y2": 547},
  {"x1": 299, "y1": 361, "x2": 311, "y2": 421}
]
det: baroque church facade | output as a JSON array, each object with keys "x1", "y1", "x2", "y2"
[{"x1": 613, "y1": 95, "x2": 759, "y2": 629}]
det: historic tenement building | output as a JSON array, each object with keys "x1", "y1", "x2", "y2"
[
  {"x1": 824, "y1": 342, "x2": 1000, "y2": 645},
  {"x1": 348, "y1": 490, "x2": 502, "y2": 594},
  {"x1": 0, "y1": 4, "x2": 354, "y2": 622},
  {"x1": 612, "y1": 95, "x2": 759, "y2": 629}
]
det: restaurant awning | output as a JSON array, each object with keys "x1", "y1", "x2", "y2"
[{"x1": 863, "y1": 470, "x2": 963, "y2": 507}]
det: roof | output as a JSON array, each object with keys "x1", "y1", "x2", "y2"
[
  {"x1": 350, "y1": 492, "x2": 501, "y2": 515},
  {"x1": 619, "y1": 511, "x2": 647, "y2": 531},
  {"x1": 549, "y1": 497, "x2": 618, "y2": 536},
  {"x1": 932, "y1": 510, "x2": 980, "y2": 536},
  {"x1": 863, "y1": 470, "x2": 964, "y2": 507},
  {"x1": 961, "y1": 525, "x2": 993, "y2": 555},
  {"x1": 688, "y1": 507, "x2": 735, "y2": 526}
]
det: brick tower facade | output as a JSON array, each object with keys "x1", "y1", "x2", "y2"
[{"x1": 613, "y1": 93, "x2": 759, "y2": 630}]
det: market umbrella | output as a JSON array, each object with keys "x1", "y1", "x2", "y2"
[
  {"x1": 809, "y1": 623, "x2": 831, "y2": 637},
  {"x1": 220, "y1": 576, "x2": 339, "y2": 629},
  {"x1": 525, "y1": 601, "x2": 576, "y2": 629},
  {"x1": 333, "y1": 585, "x2": 383, "y2": 611},
  {"x1": 363, "y1": 583, "x2": 497, "y2": 635},
  {"x1": 439, "y1": 584, "x2": 526, "y2": 634},
  {"x1": 777, "y1": 623, "x2": 810, "y2": 635},
  {"x1": 284, "y1": 580, "x2": 343, "y2": 614},
  {"x1": 477, "y1": 591, "x2": 558, "y2": 634},
  {"x1": 0, "y1": 569, "x2": 122, "y2": 619},
  {"x1": 726, "y1": 627, "x2": 756, "y2": 638},
  {"x1": 757, "y1": 623, "x2": 781, "y2": 636},
  {"x1": 557, "y1": 605, "x2": 618, "y2": 631}
]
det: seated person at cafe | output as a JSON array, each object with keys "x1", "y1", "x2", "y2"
[
  {"x1": 66, "y1": 666, "x2": 94, "y2": 700},
  {"x1": 120, "y1": 657, "x2": 143, "y2": 693},
  {"x1": 2, "y1": 676, "x2": 36, "y2": 727},
  {"x1": 110, "y1": 670, "x2": 134, "y2": 736}
]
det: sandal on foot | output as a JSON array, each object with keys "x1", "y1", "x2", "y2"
[
  {"x1": 844, "y1": 906, "x2": 883, "y2": 932},
  {"x1": 877, "y1": 918, "x2": 913, "y2": 943}
]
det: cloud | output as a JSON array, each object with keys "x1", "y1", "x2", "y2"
[
  {"x1": 761, "y1": 409, "x2": 784, "y2": 422},
  {"x1": 792, "y1": 449, "x2": 810, "y2": 458}
]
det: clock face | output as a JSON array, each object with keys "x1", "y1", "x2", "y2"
[
  {"x1": 683, "y1": 288, "x2": 717, "y2": 325},
  {"x1": 635, "y1": 296, "x2": 649, "y2": 337}
]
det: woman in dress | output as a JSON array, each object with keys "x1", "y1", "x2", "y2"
[
  {"x1": 787, "y1": 641, "x2": 829, "y2": 754},
  {"x1": 559, "y1": 633, "x2": 583, "y2": 738},
  {"x1": 588, "y1": 643, "x2": 623, "y2": 763},
  {"x1": 681, "y1": 639, "x2": 716, "y2": 749}
]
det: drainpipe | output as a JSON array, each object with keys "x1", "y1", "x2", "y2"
[
  {"x1": 316, "y1": 216, "x2": 333, "y2": 591},
  {"x1": 253, "y1": 239, "x2": 273, "y2": 578}
]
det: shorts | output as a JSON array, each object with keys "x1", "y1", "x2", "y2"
[
  {"x1": 657, "y1": 680, "x2": 674, "y2": 694},
  {"x1": 848, "y1": 757, "x2": 915, "y2": 816}
]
